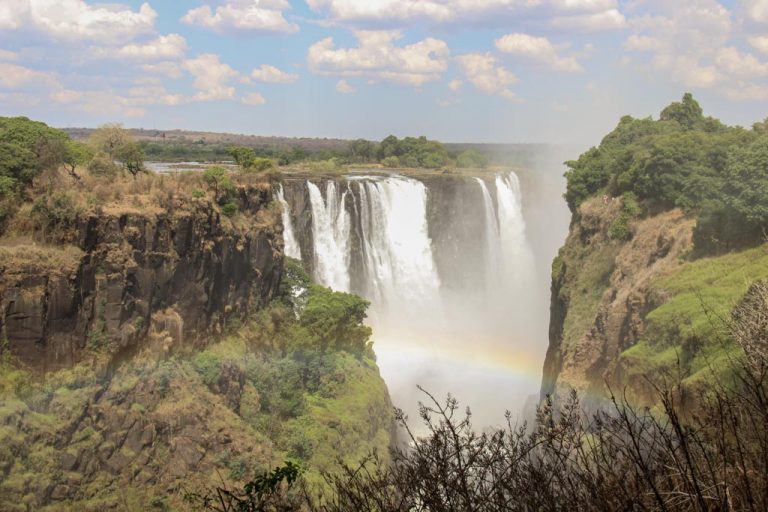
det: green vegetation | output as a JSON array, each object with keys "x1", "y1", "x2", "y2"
[
  {"x1": 564, "y1": 93, "x2": 768, "y2": 255},
  {"x1": 620, "y1": 245, "x2": 768, "y2": 390},
  {"x1": 0, "y1": 253, "x2": 391, "y2": 508}
]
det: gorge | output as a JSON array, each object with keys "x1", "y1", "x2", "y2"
[{"x1": 276, "y1": 170, "x2": 568, "y2": 424}]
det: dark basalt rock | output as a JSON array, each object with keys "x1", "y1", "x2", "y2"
[{"x1": 0, "y1": 185, "x2": 283, "y2": 371}]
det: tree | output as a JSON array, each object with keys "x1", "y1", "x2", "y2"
[
  {"x1": 300, "y1": 285, "x2": 372, "y2": 355},
  {"x1": 660, "y1": 92, "x2": 704, "y2": 129},
  {"x1": 456, "y1": 149, "x2": 489, "y2": 169},
  {"x1": 115, "y1": 140, "x2": 145, "y2": 178},
  {"x1": 202, "y1": 166, "x2": 234, "y2": 197},
  {"x1": 349, "y1": 139, "x2": 375, "y2": 162},
  {"x1": 89, "y1": 123, "x2": 130, "y2": 160},
  {"x1": 0, "y1": 116, "x2": 69, "y2": 186},
  {"x1": 228, "y1": 146, "x2": 257, "y2": 170},
  {"x1": 63, "y1": 140, "x2": 93, "y2": 179}
]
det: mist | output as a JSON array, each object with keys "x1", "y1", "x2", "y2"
[{"x1": 279, "y1": 147, "x2": 571, "y2": 427}]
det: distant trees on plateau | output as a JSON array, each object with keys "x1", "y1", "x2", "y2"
[{"x1": 564, "y1": 93, "x2": 768, "y2": 255}]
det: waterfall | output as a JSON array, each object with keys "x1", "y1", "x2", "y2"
[
  {"x1": 275, "y1": 185, "x2": 301, "y2": 259},
  {"x1": 356, "y1": 177, "x2": 442, "y2": 320},
  {"x1": 495, "y1": 172, "x2": 535, "y2": 289},
  {"x1": 474, "y1": 178, "x2": 502, "y2": 288},
  {"x1": 307, "y1": 181, "x2": 351, "y2": 292},
  {"x1": 285, "y1": 171, "x2": 543, "y2": 427}
]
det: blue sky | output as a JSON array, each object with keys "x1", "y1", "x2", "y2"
[{"x1": 0, "y1": 0, "x2": 767, "y2": 145}]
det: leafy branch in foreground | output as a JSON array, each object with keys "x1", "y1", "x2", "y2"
[{"x1": 183, "y1": 461, "x2": 303, "y2": 512}]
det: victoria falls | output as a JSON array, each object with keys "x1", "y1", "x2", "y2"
[{"x1": 2, "y1": 0, "x2": 768, "y2": 509}]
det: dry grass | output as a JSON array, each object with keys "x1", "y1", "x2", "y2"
[{"x1": 0, "y1": 239, "x2": 83, "y2": 273}]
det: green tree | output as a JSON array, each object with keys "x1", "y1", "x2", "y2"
[
  {"x1": 115, "y1": 140, "x2": 145, "y2": 178},
  {"x1": 63, "y1": 140, "x2": 93, "y2": 178},
  {"x1": 348, "y1": 139, "x2": 375, "y2": 162},
  {"x1": 456, "y1": 149, "x2": 489, "y2": 168},
  {"x1": 300, "y1": 285, "x2": 372, "y2": 355},
  {"x1": 202, "y1": 166, "x2": 234, "y2": 197},
  {"x1": 660, "y1": 92, "x2": 704, "y2": 129},
  {"x1": 228, "y1": 146, "x2": 257, "y2": 170}
]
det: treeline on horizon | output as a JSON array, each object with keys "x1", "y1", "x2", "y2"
[{"x1": 66, "y1": 126, "x2": 496, "y2": 170}]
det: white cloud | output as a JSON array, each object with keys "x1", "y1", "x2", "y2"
[
  {"x1": 0, "y1": 49, "x2": 18, "y2": 61},
  {"x1": 745, "y1": 0, "x2": 768, "y2": 23},
  {"x1": 181, "y1": 1, "x2": 298, "y2": 33},
  {"x1": 715, "y1": 47, "x2": 768, "y2": 78},
  {"x1": 550, "y1": 8, "x2": 625, "y2": 30},
  {"x1": 455, "y1": 52, "x2": 518, "y2": 100},
  {"x1": 335, "y1": 79, "x2": 355, "y2": 93},
  {"x1": 91, "y1": 34, "x2": 188, "y2": 62},
  {"x1": 623, "y1": 1, "x2": 733, "y2": 89},
  {"x1": 241, "y1": 91, "x2": 267, "y2": 105},
  {"x1": 142, "y1": 61, "x2": 184, "y2": 79},
  {"x1": 749, "y1": 35, "x2": 768, "y2": 54},
  {"x1": 0, "y1": 62, "x2": 58, "y2": 89},
  {"x1": 246, "y1": 64, "x2": 298, "y2": 84},
  {"x1": 0, "y1": 0, "x2": 27, "y2": 30},
  {"x1": 495, "y1": 33, "x2": 583, "y2": 71},
  {"x1": 28, "y1": 0, "x2": 156, "y2": 43},
  {"x1": 307, "y1": 30, "x2": 449, "y2": 86},
  {"x1": 306, "y1": 0, "x2": 625, "y2": 31},
  {"x1": 182, "y1": 53, "x2": 239, "y2": 101},
  {"x1": 448, "y1": 78, "x2": 463, "y2": 92}
]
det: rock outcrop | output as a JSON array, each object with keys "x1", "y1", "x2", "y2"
[
  {"x1": 0, "y1": 184, "x2": 283, "y2": 371},
  {"x1": 541, "y1": 197, "x2": 695, "y2": 407}
]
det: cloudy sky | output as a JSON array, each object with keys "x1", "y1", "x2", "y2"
[{"x1": 0, "y1": 0, "x2": 767, "y2": 145}]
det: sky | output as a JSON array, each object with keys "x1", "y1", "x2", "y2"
[{"x1": 0, "y1": 0, "x2": 767, "y2": 146}]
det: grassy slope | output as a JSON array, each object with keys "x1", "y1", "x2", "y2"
[{"x1": 620, "y1": 244, "x2": 768, "y2": 388}]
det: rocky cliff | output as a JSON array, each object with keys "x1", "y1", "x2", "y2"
[
  {"x1": 541, "y1": 197, "x2": 694, "y2": 406},
  {"x1": 541, "y1": 196, "x2": 768, "y2": 408},
  {"x1": 0, "y1": 184, "x2": 283, "y2": 371}
]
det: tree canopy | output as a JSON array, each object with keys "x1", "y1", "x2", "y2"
[{"x1": 563, "y1": 94, "x2": 768, "y2": 255}]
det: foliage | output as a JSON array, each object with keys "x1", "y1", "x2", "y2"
[
  {"x1": 347, "y1": 139, "x2": 376, "y2": 163},
  {"x1": 30, "y1": 191, "x2": 81, "y2": 232},
  {"x1": 222, "y1": 201, "x2": 239, "y2": 217},
  {"x1": 87, "y1": 152, "x2": 120, "y2": 177},
  {"x1": 376, "y1": 135, "x2": 448, "y2": 168},
  {"x1": 115, "y1": 140, "x2": 146, "y2": 178},
  {"x1": 184, "y1": 461, "x2": 303, "y2": 511},
  {"x1": 0, "y1": 116, "x2": 69, "y2": 187},
  {"x1": 564, "y1": 94, "x2": 767, "y2": 254},
  {"x1": 277, "y1": 257, "x2": 310, "y2": 313},
  {"x1": 229, "y1": 146, "x2": 258, "y2": 170},
  {"x1": 456, "y1": 149, "x2": 489, "y2": 168},
  {"x1": 380, "y1": 156, "x2": 399, "y2": 168},
  {"x1": 89, "y1": 123, "x2": 129, "y2": 160},
  {"x1": 63, "y1": 140, "x2": 93, "y2": 176},
  {"x1": 203, "y1": 166, "x2": 235, "y2": 197},
  {"x1": 299, "y1": 285, "x2": 372, "y2": 356}
]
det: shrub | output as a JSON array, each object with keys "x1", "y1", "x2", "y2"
[
  {"x1": 381, "y1": 156, "x2": 399, "y2": 167},
  {"x1": 222, "y1": 201, "x2": 239, "y2": 217},
  {"x1": 87, "y1": 152, "x2": 119, "y2": 177},
  {"x1": 193, "y1": 351, "x2": 221, "y2": 387}
]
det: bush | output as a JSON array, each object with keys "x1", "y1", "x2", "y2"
[
  {"x1": 87, "y1": 152, "x2": 119, "y2": 177},
  {"x1": 222, "y1": 201, "x2": 239, "y2": 217},
  {"x1": 381, "y1": 156, "x2": 399, "y2": 167},
  {"x1": 30, "y1": 192, "x2": 80, "y2": 232},
  {"x1": 193, "y1": 351, "x2": 221, "y2": 387}
]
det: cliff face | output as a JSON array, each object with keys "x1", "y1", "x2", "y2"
[
  {"x1": 541, "y1": 197, "x2": 695, "y2": 406},
  {"x1": 0, "y1": 185, "x2": 283, "y2": 371}
]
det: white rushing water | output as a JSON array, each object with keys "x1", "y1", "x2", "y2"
[
  {"x1": 275, "y1": 185, "x2": 301, "y2": 260},
  {"x1": 293, "y1": 172, "x2": 540, "y2": 426},
  {"x1": 307, "y1": 181, "x2": 351, "y2": 292},
  {"x1": 357, "y1": 177, "x2": 442, "y2": 321}
]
